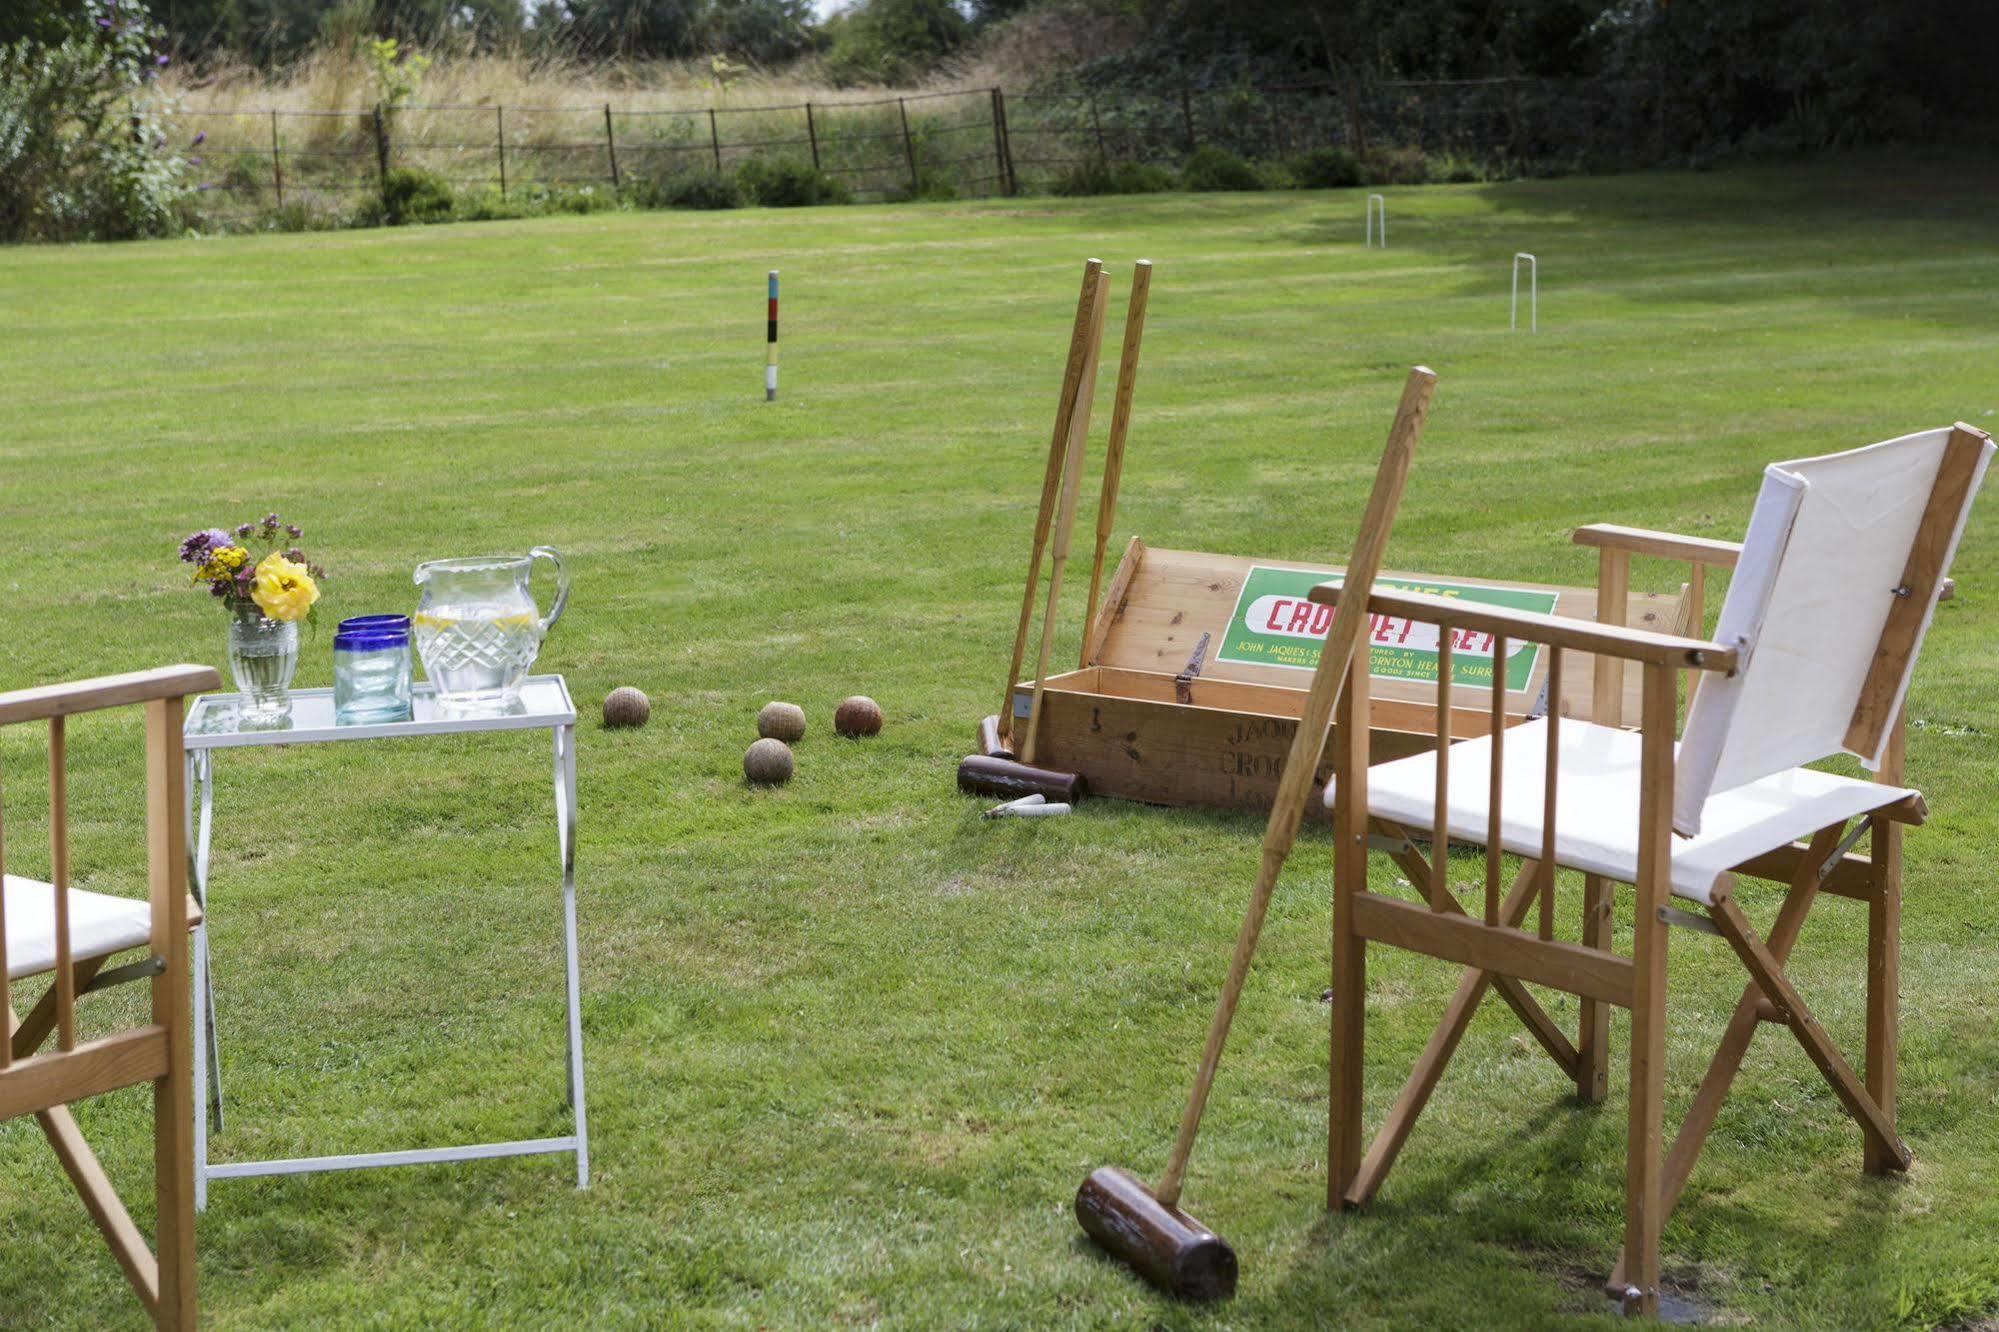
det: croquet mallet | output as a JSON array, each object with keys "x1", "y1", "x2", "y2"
[
  {"x1": 997, "y1": 258, "x2": 1104, "y2": 749},
  {"x1": 1078, "y1": 258, "x2": 1152, "y2": 667},
  {"x1": 1019, "y1": 269, "x2": 1111, "y2": 766},
  {"x1": 1073, "y1": 365, "x2": 1438, "y2": 1301}
]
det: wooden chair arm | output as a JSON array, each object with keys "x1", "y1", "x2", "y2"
[
  {"x1": 1572, "y1": 524, "x2": 1743, "y2": 568},
  {"x1": 1572, "y1": 524, "x2": 1952, "y2": 600},
  {"x1": 1310, "y1": 585, "x2": 1737, "y2": 673},
  {"x1": 0, "y1": 666, "x2": 221, "y2": 726}
]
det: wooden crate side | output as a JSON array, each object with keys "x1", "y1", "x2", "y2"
[{"x1": 1016, "y1": 680, "x2": 1432, "y2": 819}]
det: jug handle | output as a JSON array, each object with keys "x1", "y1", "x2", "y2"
[{"x1": 530, "y1": 546, "x2": 569, "y2": 636}]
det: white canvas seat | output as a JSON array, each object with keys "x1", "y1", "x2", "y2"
[
  {"x1": 1354, "y1": 720, "x2": 1918, "y2": 904},
  {"x1": 3, "y1": 873, "x2": 156, "y2": 981}
]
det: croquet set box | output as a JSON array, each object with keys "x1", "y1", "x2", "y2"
[{"x1": 1010, "y1": 541, "x2": 1684, "y2": 818}]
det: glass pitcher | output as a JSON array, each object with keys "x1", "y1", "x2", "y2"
[{"x1": 412, "y1": 548, "x2": 568, "y2": 712}]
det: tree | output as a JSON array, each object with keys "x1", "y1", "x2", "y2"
[{"x1": 822, "y1": 0, "x2": 966, "y2": 85}]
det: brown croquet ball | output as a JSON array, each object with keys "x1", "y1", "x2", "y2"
[
  {"x1": 834, "y1": 695, "x2": 883, "y2": 738},
  {"x1": 743, "y1": 737, "x2": 794, "y2": 785},
  {"x1": 757, "y1": 701, "x2": 807, "y2": 743},
  {"x1": 603, "y1": 686, "x2": 651, "y2": 728}
]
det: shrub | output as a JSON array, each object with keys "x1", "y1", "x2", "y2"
[
  {"x1": 1363, "y1": 146, "x2": 1430, "y2": 186},
  {"x1": 378, "y1": 165, "x2": 454, "y2": 224},
  {"x1": 1428, "y1": 152, "x2": 1485, "y2": 184},
  {"x1": 649, "y1": 171, "x2": 744, "y2": 210},
  {"x1": 1180, "y1": 145, "x2": 1264, "y2": 192},
  {"x1": 0, "y1": 1, "x2": 192, "y2": 242},
  {"x1": 737, "y1": 156, "x2": 847, "y2": 207},
  {"x1": 1050, "y1": 158, "x2": 1175, "y2": 197},
  {"x1": 1284, "y1": 146, "x2": 1363, "y2": 190}
]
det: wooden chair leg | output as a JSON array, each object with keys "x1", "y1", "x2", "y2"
[
  {"x1": 1616, "y1": 664, "x2": 1673, "y2": 1319},
  {"x1": 1709, "y1": 894, "x2": 1910, "y2": 1171},
  {"x1": 146, "y1": 695, "x2": 198, "y2": 1331},
  {"x1": 1577, "y1": 874, "x2": 1613, "y2": 1103},
  {"x1": 1612, "y1": 824, "x2": 1857, "y2": 1295},
  {"x1": 1865, "y1": 811, "x2": 1902, "y2": 1175},
  {"x1": 1328, "y1": 659, "x2": 1370, "y2": 1203},
  {"x1": 1343, "y1": 859, "x2": 1544, "y2": 1207}
]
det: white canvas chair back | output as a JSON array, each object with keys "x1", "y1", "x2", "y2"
[{"x1": 1674, "y1": 426, "x2": 1992, "y2": 834}]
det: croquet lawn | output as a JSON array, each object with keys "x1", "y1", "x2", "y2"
[{"x1": 2, "y1": 150, "x2": 1997, "y2": 1329}]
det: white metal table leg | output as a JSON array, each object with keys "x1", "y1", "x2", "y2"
[
  {"x1": 555, "y1": 723, "x2": 589, "y2": 1187},
  {"x1": 187, "y1": 750, "x2": 213, "y2": 1211},
  {"x1": 193, "y1": 748, "x2": 223, "y2": 1133}
]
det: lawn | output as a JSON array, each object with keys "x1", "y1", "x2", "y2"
[{"x1": 2, "y1": 151, "x2": 1997, "y2": 1329}]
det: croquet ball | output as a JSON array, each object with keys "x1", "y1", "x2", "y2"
[
  {"x1": 743, "y1": 738, "x2": 794, "y2": 785},
  {"x1": 757, "y1": 701, "x2": 807, "y2": 743},
  {"x1": 834, "y1": 695, "x2": 883, "y2": 738},
  {"x1": 603, "y1": 686, "x2": 651, "y2": 728}
]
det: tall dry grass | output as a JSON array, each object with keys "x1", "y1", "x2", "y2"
[{"x1": 170, "y1": 48, "x2": 985, "y2": 118}]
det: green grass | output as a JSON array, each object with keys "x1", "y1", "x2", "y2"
[{"x1": 3, "y1": 151, "x2": 1998, "y2": 1329}]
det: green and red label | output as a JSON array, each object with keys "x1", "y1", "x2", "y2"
[{"x1": 1215, "y1": 565, "x2": 1558, "y2": 691}]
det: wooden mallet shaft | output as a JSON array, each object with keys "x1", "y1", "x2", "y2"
[
  {"x1": 999, "y1": 259, "x2": 1103, "y2": 744},
  {"x1": 1079, "y1": 259, "x2": 1153, "y2": 668},
  {"x1": 1020, "y1": 271, "x2": 1111, "y2": 766},
  {"x1": 1154, "y1": 364, "x2": 1437, "y2": 1208}
]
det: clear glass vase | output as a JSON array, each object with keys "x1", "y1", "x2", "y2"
[{"x1": 227, "y1": 604, "x2": 298, "y2": 726}]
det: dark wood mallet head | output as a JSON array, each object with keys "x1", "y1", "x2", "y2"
[
  {"x1": 1074, "y1": 1166, "x2": 1237, "y2": 1301},
  {"x1": 956, "y1": 754, "x2": 1084, "y2": 805}
]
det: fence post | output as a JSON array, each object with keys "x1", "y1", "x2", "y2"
[
  {"x1": 993, "y1": 88, "x2": 1016, "y2": 196},
  {"x1": 269, "y1": 109, "x2": 283, "y2": 208},
  {"x1": 709, "y1": 108, "x2": 722, "y2": 174},
  {"x1": 1088, "y1": 91, "x2": 1108, "y2": 162},
  {"x1": 604, "y1": 103, "x2": 619, "y2": 188},
  {"x1": 496, "y1": 105, "x2": 507, "y2": 199},
  {"x1": 1180, "y1": 87, "x2": 1197, "y2": 151},
  {"x1": 988, "y1": 89, "x2": 1011, "y2": 196},
  {"x1": 372, "y1": 102, "x2": 389, "y2": 188},
  {"x1": 805, "y1": 102, "x2": 820, "y2": 170},
  {"x1": 897, "y1": 97, "x2": 918, "y2": 191}
]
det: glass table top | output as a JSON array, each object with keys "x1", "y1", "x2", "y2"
[{"x1": 184, "y1": 674, "x2": 575, "y2": 748}]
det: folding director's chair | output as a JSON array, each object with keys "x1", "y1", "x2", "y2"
[
  {"x1": 1, "y1": 666, "x2": 216, "y2": 1330},
  {"x1": 1316, "y1": 425, "x2": 1991, "y2": 1316}
]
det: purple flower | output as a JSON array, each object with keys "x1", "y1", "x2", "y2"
[
  {"x1": 209, "y1": 579, "x2": 229, "y2": 597},
  {"x1": 178, "y1": 527, "x2": 228, "y2": 563},
  {"x1": 285, "y1": 523, "x2": 301, "y2": 538},
  {"x1": 156, "y1": 53, "x2": 169, "y2": 65},
  {"x1": 191, "y1": 131, "x2": 205, "y2": 146},
  {"x1": 236, "y1": 523, "x2": 253, "y2": 537},
  {"x1": 284, "y1": 547, "x2": 305, "y2": 563}
]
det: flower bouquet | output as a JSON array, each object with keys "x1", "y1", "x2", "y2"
[{"x1": 177, "y1": 514, "x2": 326, "y2": 723}]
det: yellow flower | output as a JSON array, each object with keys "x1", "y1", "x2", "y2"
[
  {"x1": 198, "y1": 545, "x2": 249, "y2": 582},
  {"x1": 251, "y1": 553, "x2": 319, "y2": 622}
]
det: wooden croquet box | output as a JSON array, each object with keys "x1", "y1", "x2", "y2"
[{"x1": 1010, "y1": 541, "x2": 1685, "y2": 820}]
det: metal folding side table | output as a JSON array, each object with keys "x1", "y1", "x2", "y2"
[{"x1": 182, "y1": 673, "x2": 588, "y2": 1210}]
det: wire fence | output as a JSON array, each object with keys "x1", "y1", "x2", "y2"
[{"x1": 170, "y1": 78, "x2": 1632, "y2": 221}]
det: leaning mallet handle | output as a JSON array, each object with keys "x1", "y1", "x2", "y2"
[
  {"x1": 1079, "y1": 260, "x2": 1153, "y2": 668},
  {"x1": 1155, "y1": 365, "x2": 1437, "y2": 1208},
  {"x1": 1021, "y1": 272, "x2": 1110, "y2": 766},
  {"x1": 1000, "y1": 259, "x2": 1104, "y2": 743}
]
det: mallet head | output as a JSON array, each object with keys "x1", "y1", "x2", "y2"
[{"x1": 1074, "y1": 1166, "x2": 1237, "y2": 1302}]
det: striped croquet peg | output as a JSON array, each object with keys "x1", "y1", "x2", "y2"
[{"x1": 766, "y1": 269, "x2": 778, "y2": 401}]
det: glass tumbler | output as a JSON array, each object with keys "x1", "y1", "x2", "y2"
[{"x1": 333, "y1": 614, "x2": 414, "y2": 724}]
